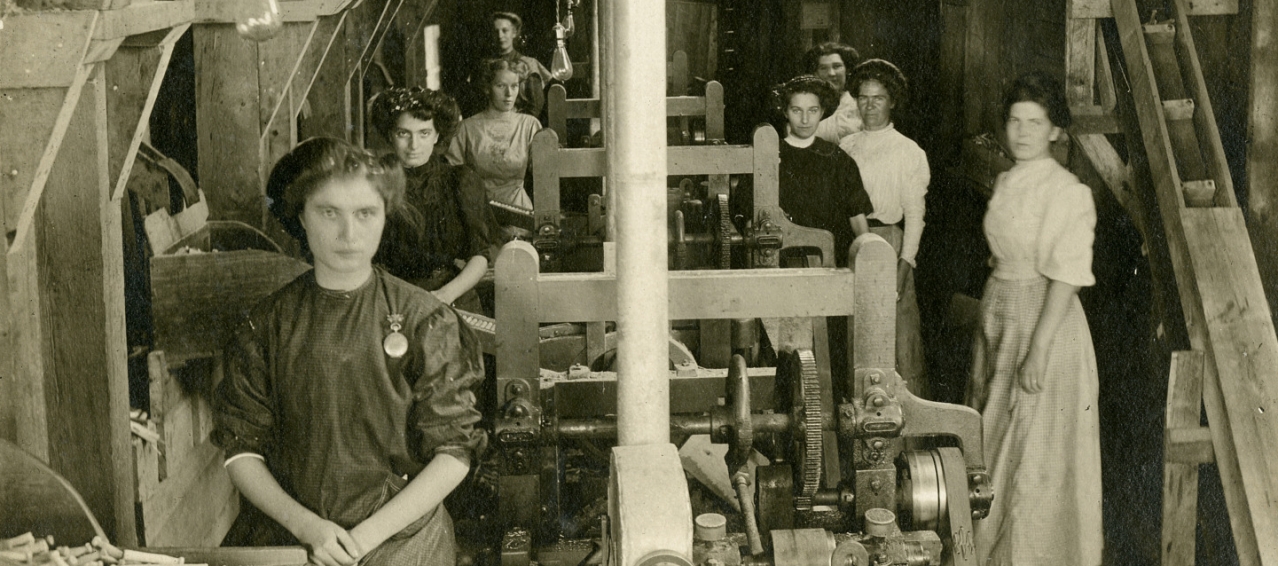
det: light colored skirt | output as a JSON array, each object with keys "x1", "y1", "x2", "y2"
[{"x1": 968, "y1": 275, "x2": 1103, "y2": 566}]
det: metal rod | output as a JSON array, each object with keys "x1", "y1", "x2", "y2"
[
  {"x1": 611, "y1": 0, "x2": 669, "y2": 447},
  {"x1": 734, "y1": 472, "x2": 765, "y2": 556},
  {"x1": 555, "y1": 414, "x2": 792, "y2": 439}
]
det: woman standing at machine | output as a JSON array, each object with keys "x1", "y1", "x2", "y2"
[
  {"x1": 370, "y1": 87, "x2": 497, "y2": 312},
  {"x1": 774, "y1": 74, "x2": 873, "y2": 268},
  {"x1": 212, "y1": 138, "x2": 486, "y2": 566},
  {"x1": 489, "y1": 11, "x2": 551, "y2": 117},
  {"x1": 447, "y1": 58, "x2": 543, "y2": 223},
  {"x1": 967, "y1": 71, "x2": 1102, "y2": 565},
  {"x1": 838, "y1": 59, "x2": 929, "y2": 398},
  {"x1": 803, "y1": 42, "x2": 863, "y2": 143}
]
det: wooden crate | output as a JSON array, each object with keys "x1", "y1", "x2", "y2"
[
  {"x1": 149, "y1": 222, "x2": 309, "y2": 364},
  {"x1": 133, "y1": 351, "x2": 238, "y2": 547}
]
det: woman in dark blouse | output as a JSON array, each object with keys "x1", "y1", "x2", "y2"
[
  {"x1": 369, "y1": 87, "x2": 498, "y2": 313},
  {"x1": 213, "y1": 138, "x2": 486, "y2": 566},
  {"x1": 774, "y1": 75, "x2": 873, "y2": 267}
]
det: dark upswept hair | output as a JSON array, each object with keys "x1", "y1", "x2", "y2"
[
  {"x1": 849, "y1": 58, "x2": 909, "y2": 110},
  {"x1": 772, "y1": 75, "x2": 840, "y2": 120},
  {"x1": 369, "y1": 87, "x2": 461, "y2": 146},
  {"x1": 266, "y1": 137, "x2": 405, "y2": 247},
  {"x1": 803, "y1": 42, "x2": 861, "y2": 85},
  {"x1": 1002, "y1": 70, "x2": 1072, "y2": 129}
]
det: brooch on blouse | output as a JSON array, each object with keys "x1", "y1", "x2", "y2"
[{"x1": 384, "y1": 313, "x2": 408, "y2": 358}]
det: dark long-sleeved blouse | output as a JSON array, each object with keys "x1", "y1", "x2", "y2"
[
  {"x1": 778, "y1": 137, "x2": 875, "y2": 267},
  {"x1": 211, "y1": 268, "x2": 487, "y2": 530},
  {"x1": 376, "y1": 157, "x2": 497, "y2": 286}
]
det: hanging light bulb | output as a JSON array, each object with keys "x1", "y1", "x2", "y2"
[
  {"x1": 550, "y1": 22, "x2": 573, "y2": 82},
  {"x1": 235, "y1": 0, "x2": 283, "y2": 42}
]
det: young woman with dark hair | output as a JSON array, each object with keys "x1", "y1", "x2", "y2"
[
  {"x1": 968, "y1": 71, "x2": 1103, "y2": 565},
  {"x1": 214, "y1": 137, "x2": 486, "y2": 566},
  {"x1": 369, "y1": 87, "x2": 498, "y2": 311}
]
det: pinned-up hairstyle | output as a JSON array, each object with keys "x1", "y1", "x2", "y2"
[
  {"x1": 1002, "y1": 70, "x2": 1072, "y2": 129},
  {"x1": 803, "y1": 42, "x2": 861, "y2": 82},
  {"x1": 848, "y1": 58, "x2": 909, "y2": 110},
  {"x1": 492, "y1": 11, "x2": 524, "y2": 33},
  {"x1": 266, "y1": 137, "x2": 405, "y2": 248},
  {"x1": 772, "y1": 74, "x2": 840, "y2": 120},
  {"x1": 369, "y1": 87, "x2": 461, "y2": 146}
]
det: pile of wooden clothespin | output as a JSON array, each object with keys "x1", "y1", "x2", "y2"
[{"x1": 0, "y1": 534, "x2": 202, "y2": 566}]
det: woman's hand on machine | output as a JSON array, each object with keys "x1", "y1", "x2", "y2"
[
  {"x1": 296, "y1": 516, "x2": 364, "y2": 566},
  {"x1": 896, "y1": 258, "x2": 912, "y2": 299}
]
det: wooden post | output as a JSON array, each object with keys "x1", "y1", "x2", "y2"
[
  {"x1": 1162, "y1": 351, "x2": 1206, "y2": 566},
  {"x1": 1247, "y1": 0, "x2": 1278, "y2": 320},
  {"x1": 34, "y1": 62, "x2": 137, "y2": 545}
]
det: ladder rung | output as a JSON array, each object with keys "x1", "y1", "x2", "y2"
[
  {"x1": 1161, "y1": 99, "x2": 1196, "y2": 121},
  {"x1": 1182, "y1": 180, "x2": 1216, "y2": 207},
  {"x1": 1166, "y1": 426, "x2": 1215, "y2": 463},
  {"x1": 1144, "y1": 22, "x2": 1176, "y2": 41}
]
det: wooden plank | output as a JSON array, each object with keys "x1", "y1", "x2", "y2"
[
  {"x1": 141, "y1": 547, "x2": 307, "y2": 566},
  {"x1": 937, "y1": 1, "x2": 967, "y2": 164},
  {"x1": 961, "y1": 0, "x2": 986, "y2": 136},
  {"x1": 1165, "y1": 426, "x2": 1214, "y2": 463},
  {"x1": 194, "y1": 24, "x2": 267, "y2": 226},
  {"x1": 494, "y1": 241, "x2": 542, "y2": 399},
  {"x1": 0, "y1": 12, "x2": 96, "y2": 89},
  {"x1": 35, "y1": 63, "x2": 137, "y2": 545},
  {"x1": 8, "y1": 65, "x2": 94, "y2": 252},
  {"x1": 1181, "y1": 208, "x2": 1278, "y2": 565},
  {"x1": 1073, "y1": 133, "x2": 1147, "y2": 242},
  {"x1": 196, "y1": 0, "x2": 354, "y2": 22},
  {"x1": 0, "y1": 232, "x2": 12, "y2": 444},
  {"x1": 1170, "y1": 0, "x2": 1237, "y2": 207},
  {"x1": 94, "y1": 0, "x2": 195, "y2": 41},
  {"x1": 2, "y1": 89, "x2": 63, "y2": 235},
  {"x1": 257, "y1": 23, "x2": 313, "y2": 188},
  {"x1": 1073, "y1": 0, "x2": 1237, "y2": 17},
  {"x1": 143, "y1": 442, "x2": 238, "y2": 546},
  {"x1": 1163, "y1": 351, "x2": 1204, "y2": 566},
  {"x1": 533, "y1": 267, "x2": 860, "y2": 322},
  {"x1": 1065, "y1": 9, "x2": 1096, "y2": 107},
  {"x1": 106, "y1": 28, "x2": 186, "y2": 201},
  {"x1": 299, "y1": 16, "x2": 349, "y2": 141},
  {"x1": 3, "y1": 221, "x2": 49, "y2": 460}
]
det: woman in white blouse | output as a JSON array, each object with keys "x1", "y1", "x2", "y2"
[
  {"x1": 967, "y1": 71, "x2": 1102, "y2": 566},
  {"x1": 838, "y1": 59, "x2": 929, "y2": 397}
]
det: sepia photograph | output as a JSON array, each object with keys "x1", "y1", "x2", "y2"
[{"x1": 1, "y1": 1, "x2": 1275, "y2": 565}]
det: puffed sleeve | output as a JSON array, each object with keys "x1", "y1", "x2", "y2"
[
  {"x1": 899, "y1": 144, "x2": 930, "y2": 266},
  {"x1": 1036, "y1": 174, "x2": 1096, "y2": 287},
  {"x1": 456, "y1": 166, "x2": 500, "y2": 262},
  {"x1": 211, "y1": 316, "x2": 276, "y2": 459},
  {"x1": 838, "y1": 152, "x2": 875, "y2": 219},
  {"x1": 410, "y1": 306, "x2": 488, "y2": 467},
  {"x1": 444, "y1": 123, "x2": 467, "y2": 167}
]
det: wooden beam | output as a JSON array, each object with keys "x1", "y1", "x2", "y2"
[
  {"x1": 0, "y1": 12, "x2": 96, "y2": 89},
  {"x1": 34, "y1": 63, "x2": 137, "y2": 545},
  {"x1": 1072, "y1": 133, "x2": 1147, "y2": 242},
  {"x1": 1065, "y1": 7, "x2": 1096, "y2": 107},
  {"x1": 8, "y1": 64, "x2": 94, "y2": 253},
  {"x1": 94, "y1": 0, "x2": 194, "y2": 41},
  {"x1": 106, "y1": 25, "x2": 187, "y2": 201},
  {"x1": 194, "y1": 24, "x2": 267, "y2": 226},
  {"x1": 1182, "y1": 208, "x2": 1278, "y2": 565},
  {"x1": 1162, "y1": 351, "x2": 1204, "y2": 566},
  {"x1": 1248, "y1": 0, "x2": 1278, "y2": 320},
  {"x1": 1071, "y1": 0, "x2": 1237, "y2": 18},
  {"x1": 195, "y1": 0, "x2": 355, "y2": 22}
]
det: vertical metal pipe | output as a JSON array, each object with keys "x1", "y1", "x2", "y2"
[
  {"x1": 611, "y1": 0, "x2": 668, "y2": 447},
  {"x1": 591, "y1": 0, "x2": 602, "y2": 99}
]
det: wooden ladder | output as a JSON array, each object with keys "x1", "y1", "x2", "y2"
[{"x1": 1102, "y1": 0, "x2": 1278, "y2": 564}]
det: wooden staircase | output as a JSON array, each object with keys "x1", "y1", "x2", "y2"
[{"x1": 1071, "y1": 0, "x2": 1278, "y2": 563}]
